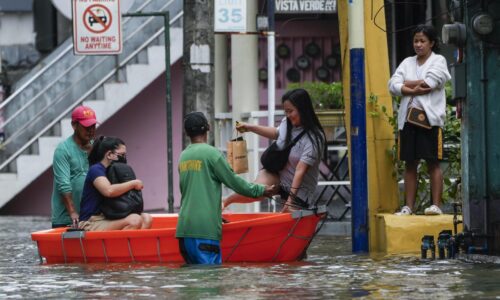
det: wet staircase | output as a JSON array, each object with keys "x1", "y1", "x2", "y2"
[{"x1": 0, "y1": 0, "x2": 183, "y2": 208}]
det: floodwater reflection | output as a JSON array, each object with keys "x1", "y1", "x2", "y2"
[{"x1": 1, "y1": 216, "x2": 500, "y2": 299}]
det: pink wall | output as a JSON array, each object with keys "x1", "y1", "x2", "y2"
[
  {"x1": 227, "y1": 18, "x2": 341, "y2": 109},
  {"x1": 1, "y1": 61, "x2": 184, "y2": 215}
]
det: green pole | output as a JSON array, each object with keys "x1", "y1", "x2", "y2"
[
  {"x1": 164, "y1": 13, "x2": 173, "y2": 213},
  {"x1": 123, "y1": 12, "x2": 174, "y2": 213}
]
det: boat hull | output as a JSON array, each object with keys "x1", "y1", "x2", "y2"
[{"x1": 31, "y1": 211, "x2": 324, "y2": 264}]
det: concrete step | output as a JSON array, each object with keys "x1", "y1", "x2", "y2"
[
  {"x1": 317, "y1": 221, "x2": 351, "y2": 236},
  {"x1": 16, "y1": 154, "x2": 52, "y2": 182},
  {"x1": 375, "y1": 213, "x2": 461, "y2": 255},
  {"x1": 169, "y1": 28, "x2": 183, "y2": 61},
  {"x1": 38, "y1": 136, "x2": 63, "y2": 158},
  {"x1": 0, "y1": 173, "x2": 17, "y2": 181}
]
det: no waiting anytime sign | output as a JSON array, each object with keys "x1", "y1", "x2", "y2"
[{"x1": 73, "y1": 0, "x2": 122, "y2": 55}]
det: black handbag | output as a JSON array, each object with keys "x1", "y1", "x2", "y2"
[
  {"x1": 260, "y1": 130, "x2": 306, "y2": 173},
  {"x1": 100, "y1": 162, "x2": 144, "y2": 220}
]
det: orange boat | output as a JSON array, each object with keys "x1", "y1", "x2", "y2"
[{"x1": 31, "y1": 209, "x2": 325, "y2": 264}]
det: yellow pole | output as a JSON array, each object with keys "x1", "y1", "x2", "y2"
[{"x1": 338, "y1": 0, "x2": 399, "y2": 252}]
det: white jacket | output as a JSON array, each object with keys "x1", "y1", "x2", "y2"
[{"x1": 388, "y1": 52, "x2": 451, "y2": 130}]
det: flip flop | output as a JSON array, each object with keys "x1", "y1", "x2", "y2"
[
  {"x1": 395, "y1": 205, "x2": 412, "y2": 215},
  {"x1": 424, "y1": 205, "x2": 442, "y2": 215}
]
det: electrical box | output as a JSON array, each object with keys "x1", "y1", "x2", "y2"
[{"x1": 450, "y1": 63, "x2": 466, "y2": 100}]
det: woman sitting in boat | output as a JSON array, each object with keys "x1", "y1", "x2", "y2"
[{"x1": 78, "y1": 136, "x2": 152, "y2": 231}]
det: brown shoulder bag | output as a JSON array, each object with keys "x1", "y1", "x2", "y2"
[{"x1": 406, "y1": 98, "x2": 432, "y2": 129}]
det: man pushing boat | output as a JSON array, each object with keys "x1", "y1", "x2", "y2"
[{"x1": 176, "y1": 112, "x2": 278, "y2": 265}]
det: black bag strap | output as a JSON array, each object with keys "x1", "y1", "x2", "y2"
[{"x1": 284, "y1": 130, "x2": 307, "y2": 150}]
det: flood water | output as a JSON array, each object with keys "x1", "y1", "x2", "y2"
[{"x1": 2, "y1": 216, "x2": 500, "y2": 299}]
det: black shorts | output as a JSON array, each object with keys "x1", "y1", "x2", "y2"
[
  {"x1": 398, "y1": 122, "x2": 443, "y2": 162},
  {"x1": 278, "y1": 185, "x2": 309, "y2": 209}
]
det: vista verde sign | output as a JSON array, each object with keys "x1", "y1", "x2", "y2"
[{"x1": 275, "y1": 0, "x2": 337, "y2": 14}]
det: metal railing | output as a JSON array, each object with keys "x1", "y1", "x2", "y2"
[
  {"x1": 0, "y1": 0, "x2": 183, "y2": 172},
  {"x1": 215, "y1": 111, "x2": 283, "y2": 212}
]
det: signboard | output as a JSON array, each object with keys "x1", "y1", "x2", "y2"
[
  {"x1": 73, "y1": 0, "x2": 122, "y2": 55},
  {"x1": 214, "y1": 0, "x2": 247, "y2": 33},
  {"x1": 276, "y1": 0, "x2": 337, "y2": 14}
]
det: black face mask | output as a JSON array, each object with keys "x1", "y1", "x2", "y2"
[{"x1": 115, "y1": 154, "x2": 127, "y2": 164}]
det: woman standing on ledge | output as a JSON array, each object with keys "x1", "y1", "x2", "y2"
[{"x1": 388, "y1": 24, "x2": 451, "y2": 216}]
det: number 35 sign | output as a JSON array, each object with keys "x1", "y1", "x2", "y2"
[{"x1": 214, "y1": 0, "x2": 247, "y2": 33}]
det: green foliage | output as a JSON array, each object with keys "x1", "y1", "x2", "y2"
[
  {"x1": 372, "y1": 82, "x2": 461, "y2": 212},
  {"x1": 287, "y1": 81, "x2": 344, "y2": 109},
  {"x1": 368, "y1": 93, "x2": 381, "y2": 118}
]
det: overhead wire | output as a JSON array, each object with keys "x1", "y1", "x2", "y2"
[{"x1": 371, "y1": 0, "x2": 462, "y2": 34}]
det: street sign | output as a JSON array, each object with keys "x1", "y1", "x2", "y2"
[
  {"x1": 73, "y1": 0, "x2": 122, "y2": 55},
  {"x1": 275, "y1": 0, "x2": 337, "y2": 14},
  {"x1": 214, "y1": 0, "x2": 247, "y2": 33}
]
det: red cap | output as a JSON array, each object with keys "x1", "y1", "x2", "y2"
[{"x1": 71, "y1": 106, "x2": 98, "y2": 127}]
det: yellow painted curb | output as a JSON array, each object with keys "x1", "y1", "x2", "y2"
[{"x1": 375, "y1": 213, "x2": 463, "y2": 254}]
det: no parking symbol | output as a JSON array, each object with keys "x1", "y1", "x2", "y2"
[
  {"x1": 73, "y1": 0, "x2": 122, "y2": 55},
  {"x1": 84, "y1": 4, "x2": 112, "y2": 34}
]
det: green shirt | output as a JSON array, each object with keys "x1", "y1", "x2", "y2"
[
  {"x1": 176, "y1": 143, "x2": 265, "y2": 241},
  {"x1": 51, "y1": 136, "x2": 89, "y2": 225}
]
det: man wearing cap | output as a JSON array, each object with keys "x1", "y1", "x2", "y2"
[
  {"x1": 51, "y1": 106, "x2": 98, "y2": 228},
  {"x1": 176, "y1": 112, "x2": 277, "y2": 265}
]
